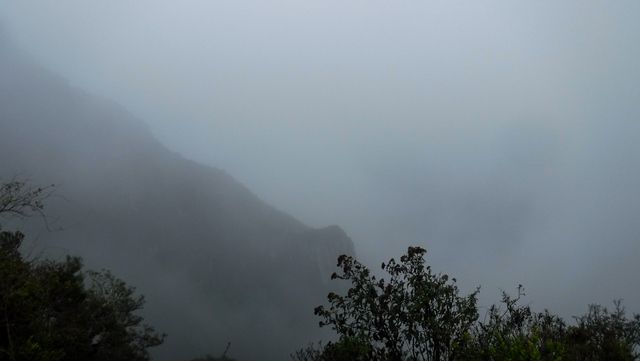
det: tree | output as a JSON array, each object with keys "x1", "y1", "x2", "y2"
[
  {"x1": 469, "y1": 286, "x2": 568, "y2": 361},
  {"x1": 298, "y1": 247, "x2": 640, "y2": 361},
  {"x1": 0, "y1": 179, "x2": 53, "y2": 223},
  {"x1": 564, "y1": 301, "x2": 640, "y2": 361},
  {"x1": 468, "y1": 289, "x2": 640, "y2": 361},
  {"x1": 0, "y1": 227, "x2": 164, "y2": 361},
  {"x1": 308, "y1": 247, "x2": 479, "y2": 361},
  {"x1": 0, "y1": 180, "x2": 164, "y2": 361}
]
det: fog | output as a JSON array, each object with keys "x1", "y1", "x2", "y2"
[{"x1": 2, "y1": 0, "x2": 640, "y2": 323}]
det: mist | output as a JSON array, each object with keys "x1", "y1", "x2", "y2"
[{"x1": 2, "y1": 0, "x2": 640, "y2": 350}]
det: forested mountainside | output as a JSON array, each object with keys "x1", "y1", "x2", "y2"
[{"x1": 0, "y1": 32, "x2": 354, "y2": 361}]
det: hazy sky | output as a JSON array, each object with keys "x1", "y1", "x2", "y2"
[{"x1": 2, "y1": 0, "x2": 640, "y2": 315}]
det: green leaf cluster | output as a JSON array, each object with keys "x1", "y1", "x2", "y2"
[{"x1": 0, "y1": 229, "x2": 164, "y2": 361}]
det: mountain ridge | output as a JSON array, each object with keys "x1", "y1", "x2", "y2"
[{"x1": 0, "y1": 34, "x2": 353, "y2": 361}]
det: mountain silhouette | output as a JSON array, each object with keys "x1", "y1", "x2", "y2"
[{"x1": 0, "y1": 32, "x2": 353, "y2": 361}]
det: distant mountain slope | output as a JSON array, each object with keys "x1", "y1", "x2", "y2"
[{"x1": 0, "y1": 32, "x2": 353, "y2": 361}]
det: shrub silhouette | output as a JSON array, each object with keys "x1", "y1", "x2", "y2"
[
  {"x1": 295, "y1": 247, "x2": 640, "y2": 361},
  {"x1": 0, "y1": 180, "x2": 163, "y2": 361}
]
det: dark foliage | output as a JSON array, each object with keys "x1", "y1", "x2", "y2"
[
  {"x1": 0, "y1": 180, "x2": 53, "y2": 221},
  {"x1": 311, "y1": 247, "x2": 478, "y2": 360},
  {"x1": 0, "y1": 229, "x2": 164, "y2": 361},
  {"x1": 0, "y1": 180, "x2": 164, "y2": 361},
  {"x1": 296, "y1": 247, "x2": 640, "y2": 361}
]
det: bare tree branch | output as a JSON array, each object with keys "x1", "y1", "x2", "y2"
[{"x1": 0, "y1": 178, "x2": 55, "y2": 228}]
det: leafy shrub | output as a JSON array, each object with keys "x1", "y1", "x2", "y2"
[
  {"x1": 297, "y1": 247, "x2": 640, "y2": 361},
  {"x1": 0, "y1": 229, "x2": 164, "y2": 361}
]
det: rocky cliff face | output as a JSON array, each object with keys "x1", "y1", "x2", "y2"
[{"x1": 0, "y1": 35, "x2": 354, "y2": 361}]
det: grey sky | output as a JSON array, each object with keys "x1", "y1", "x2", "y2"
[{"x1": 2, "y1": 0, "x2": 640, "y2": 315}]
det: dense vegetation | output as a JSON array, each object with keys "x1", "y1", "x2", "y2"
[
  {"x1": 2, "y1": 181, "x2": 639, "y2": 361},
  {"x1": 0, "y1": 181, "x2": 164, "y2": 361},
  {"x1": 294, "y1": 247, "x2": 640, "y2": 361}
]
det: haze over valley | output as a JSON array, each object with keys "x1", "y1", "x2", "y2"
[{"x1": 1, "y1": 2, "x2": 640, "y2": 360}]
